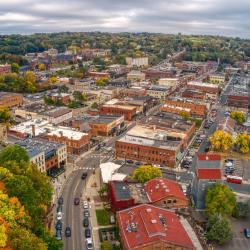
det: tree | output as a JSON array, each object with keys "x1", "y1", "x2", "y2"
[
  {"x1": 73, "y1": 91, "x2": 83, "y2": 102},
  {"x1": 24, "y1": 71, "x2": 36, "y2": 84},
  {"x1": 235, "y1": 134, "x2": 250, "y2": 154},
  {"x1": 38, "y1": 64, "x2": 46, "y2": 71},
  {"x1": 0, "y1": 145, "x2": 29, "y2": 166},
  {"x1": 133, "y1": 165, "x2": 162, "y2": 183},
  {"x1": 206, "y1": 214, "x2": 233, "y2": 245},
  {"x1": 49, "y1": 76, "x2": 57, "y2": 84},
  {"x1": 8, "y1": 226, "x2": 47, "y2": 250},
  {"x1": 95, "y1": 77, "x2": 109, "y2": 86},
  {"x1": 205, "y1": 183, "x2": 236, "y2": 217},
  {"x1": 91, "y1": 102, "x2": 98, "y2": 109},
  {"x1": 11, "y1": 63, "x2": 20, "y2": 73},
  {"x1": 179, "y1": 110, "x2": 191, "y2": 120},
  {"x1": 230, "y1": 111, "x2": 246, "y2": 125},
  {"x1": 236, "y1": 200, "x2": 250, "y2": 218},
  {"x1": 0, "y1": 107, "x2": 12, "y2": 124},
  {"x1": 209, "y1": 130, "x2": 233, "y2": 152},
  {"x1": 101, "y1": 241, "x2": 112, "y2": 250}
]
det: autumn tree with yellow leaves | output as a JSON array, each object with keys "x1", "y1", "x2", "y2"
[{"x1": 209, "y1": 130, "x2": 233, "y2": 152}]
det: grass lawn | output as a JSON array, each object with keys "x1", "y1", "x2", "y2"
[{"x1": 96, "y1": 209, "x2": 110, "y2": 226}]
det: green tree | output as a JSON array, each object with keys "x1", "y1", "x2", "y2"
[
  {"x1": 235, "y1": 134, "x2": 250, "y2": 154},
  {"x1": 133, "y1": 165, "x2": 162, "y2": 183},
  {"x1": 205, "y1": 183, "x2": 236, "y2": 217},
  {"x1": 38, "y1": 63, "x2": 46, "y2": 71},
  {"x1": 230, "y1": 111, "x2": 246, "y2": 125},
  {"x1": 91, "y1": 102, "x2": 98, "y2": 109},
  {"x1": 73, "y1": 91, "x2": 83, "y2": 102},
  {"x1": 44, "y1": 96, "x2": 55, "y2": 105},
  {"x1": 209, "y1": 130, "x2": 233, "y2": 152},
  {"x1": 0, "y1": 107, "x2": 12, "y2": 124},
  {"x1": 11, "y1": 63, "x2": 20, "y2": 73},
  {"x1": 236, "y1": 200, "x2": 250, "y2": 218},
  {"x1": 101, "y1": 241, "x2": 112, "y2": 250},
  {"x1": 0, "y1": 145, "x2": 29, "y2": 166},
  {"x1": 206, "y1": 214, "x2": 233, "y2": 245}
]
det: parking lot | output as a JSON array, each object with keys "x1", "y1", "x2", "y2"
[{"x1": 216, "y1": 217, "x2": 250, "y2": 250}]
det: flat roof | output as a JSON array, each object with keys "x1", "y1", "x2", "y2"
[
  {"x1": 0, "y1": 92, "x2": 22, "y2": 98},
  {"x1": 16, "y1": 138, "x2": 64, "y2": 158},
  {"x1": 118, "y1": 125, "x2": 181, "y2": 150},
  {"x1": 102, "y1": 104, "x2": 136, "y2": 111},
  {"x1": 188, "y1": 81, "x2": 219, "y2": 89},
  {"x1": 42, "y1": 107, "x2": 72, "y2": 118}
]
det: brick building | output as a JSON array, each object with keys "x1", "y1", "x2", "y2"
[
  {"x1": 117, "y1": 204, "x2": 194, "y2": 250},
  {"x1": 48, "y1": 93, "x2": 71, "y2": 104},
  {"x1": 109, "y1": 178, "x2": 188, "y2": 212},
  {"x1": 119, "y1": 87, "x2": 147, "y2": 98},
  {"x1": 143, "y1": 69, "x2": 175, "y2": 80},
  {"x1": 87, "y1": 71, "x2": 110, "y2": 79},
  {"x1": 181, "y1": 89, "x2": 206, "y2": 100},
  {"x1": 115, "y1": 124, "x2": 188, "y2": 167},
  {"x1": 227, "y1": 93, "x2": 250, "y2": 109},
  {"x1": 16, "y1": 138, "x2": 67, "y2": 175},
  {"x1": 100, "y1": 104, "x2": 137, "y2": 121},
  {"x1": 0, "y1": 92, "x2": 23, "y2": 108},
  {"x1": 161, "y1": 100, "x2": 207, "y2": 118}
]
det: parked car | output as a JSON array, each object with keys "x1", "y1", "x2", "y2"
[
  {"x1": 65, "y1": 227, "x2": 71, "y2": 237},
  {"x1": 57, "y1": 212, "x2": 62, "y2": 220},
  {"x1": 244, "y1": 228, "x2": 250, "y2": 238},
  {"x1": 55, "y1": 220, "x2": 62, "y2": 230},
  {"x1": 135, "y1": 161, "x2": 141, "y2": 166},
  {"x1": 81, "y1": 172, "x2": 88, "y2": 180},
  {"x1": 126, "y1": 159, "x2": 134, "y2": 164},
  {"x1": 58, "y1": 196, "x2": 63, "y2": 205},
  {"x1": 85, "y1": 228, "x2": 91, "y2": 238},
  {"x1": 55, "y1": 229, "x2": 62, "y2": 240},
  {"x1": 57, "y1": 205, "x2": 62, "y2": 213},
  {"x1": 83, "y1": 201, "x2": 88, "y2": 210},
  {"x1": 225, "y1": 161, "x2": 233, "y2": 167},
  {"x1": 84, "y1": 210, "x2": 90, "y2": 217},
  {"x1": 100, "y1": 142, "x2": 106, "y2": 147},
  {"x1": 85, "y1": 238, "x2": 94, "y2": 250},
  {"x1": 74, "y1": 198, "x2": 80, "y2": 205},
  {"x1": 83, "y1": 217, "x2": 89, "y2": 227}
]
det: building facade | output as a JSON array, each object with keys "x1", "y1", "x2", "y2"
[{"x1": 0, "y1": 92, "x2": 23, "y2": 108}]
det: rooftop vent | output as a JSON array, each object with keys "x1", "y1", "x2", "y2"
[
  {"x1": 146, "y1": 208, "x2": 152, "y2": 213},
  {"x1": 151, "y1": 219, "x2": 157, "y2": 224}
]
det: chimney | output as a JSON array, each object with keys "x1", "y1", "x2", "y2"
[{"x1": 31, "y1": 125, "x2": 35, "y2": 137}]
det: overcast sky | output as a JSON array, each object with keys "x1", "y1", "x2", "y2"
[{"x1": 0, "y1": 0, "x2": 249, "y2": 38}]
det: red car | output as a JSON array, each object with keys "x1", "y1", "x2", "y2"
[{"x1": 74, "y1": 197, "x2": 80, "y2": 205}]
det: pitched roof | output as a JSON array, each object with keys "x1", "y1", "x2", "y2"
[
  {"x1": 117, "y1": 204, "x2": 194, "y2": 250},
  {"x1": 197, "y1": 169, "x2": 222, "y2": 180},
  {"x1": 144, "y1": 178, "x2": 187, "y2": 203}
]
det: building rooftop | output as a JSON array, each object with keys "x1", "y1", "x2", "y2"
[
  {"x1": 118, "y1": 125, "x2": 181, "y2": 151},
  {"x1": 196, "y1": 153, "x2": 221, "y2": 169},
  {"x1": 148, "y1": 85, "x2": 171, "y2": 91},
  {"x1": 102, "y1": 104, "x2": 137, "y2": 111},
  {"x1": 100, "y1": 162, "x2": 126, "y2": 184},
  {"x1": 9, "y1": 119, "x2": 88, "y2": 140},
  {"x1": 197, "y1": 169, "x2": 222, "y2": 180},
  {"x1": 16, "y1": 138, "x2": 64, "y2": 158},
  {"x1": 117, "y1": 204, "x2": 194, "y2": 250},
  {"x1": 42, "y1": 107, "x2": 72, "y2": 118},
  {"x1": 0, "y1": 92, "x2": 22, "y2": 98},
  {"x1": 144, "y1": 178, "x2": 187, "y2": 203},
  {"x1": 188, "y1": 81, "x2": 219, "y2": 89}
]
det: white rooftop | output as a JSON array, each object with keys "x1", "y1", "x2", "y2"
[
  {"x1": 100, "y1": 162, "x2": 125, "y2": 183},
  {"x1": 188, "y1": 81, "x2": 219, "y2": 89}
]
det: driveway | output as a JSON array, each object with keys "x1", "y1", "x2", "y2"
[{"x1": 216, "y1": 217, "x2": 250, "y2": 250}]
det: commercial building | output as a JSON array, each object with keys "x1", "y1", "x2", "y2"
[
  {"x1": 87, "y1": 71, "x2": 110, "y2": 79},
  {"x1": 187, "y1": 81, "x2": 219, "y2": 99},
  {"x1": 144, "y1": 69, "x2": 175, "y2": 80},
  {"x1": 192, "y1": 153, "x2": 222, "y2": 209},
  {"x1": 126, "y1": 57, "x2": 148, "y2": 67},
  {"x1": 15, "y1": 104, "x2": 72, "y2": 125},
  {"x1": 109, "y1": 178, "x2": 188, "y2": 212},
  {"x1": 119, "y1": 87, "x2": 147, "y2": 98},
  {"x1": 0, "y1": 92, "x2": 23, "y2": 108},
  {"x1": 47, "y1": 93, "x2": 71, "y2": 104},
  {"x1": 161, "y1": 100, "x2": 207, "y2": 118},
  {"x1": 117, "y1": 204, "x2": 194, "y2": 250},
  {"x1": 115, "y1": 124, "x2": 187, "y2": 168},
  {"x1": 8, "y1": 119, "x2": 90, "y2": 155},
  {"x1": 100, "y1": 104, "x2": 137, "y2": 121},
  {"x1": 181, "y1": 89, "x2": 206, "y2": 100},
  {"x1": 0, "y1": 64, "x2": 11, "y2": 75},
  {"x1": 209, "y1": 74, "x2": 225, "y2": 84},
  {"x1": 158, "y1": 78, "x2": 179, "y2": 89},
  {"x1": 147, "y1": 85, "x2": 171, "y2": 100},
  {"x1": 16, "y1": 138, "x2": 67, "y2": 175},
  {"x1": 127, "y1": 70, "x2": 145, "y2": 81},
  {"x1": 0, "y1": 124, "x2": 7, "y2": 142}
]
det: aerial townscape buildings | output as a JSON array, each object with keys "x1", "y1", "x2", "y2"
[{"x1": 0, "y1": 30, "x2": 250, "y2": 250}]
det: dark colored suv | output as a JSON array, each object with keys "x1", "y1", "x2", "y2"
[
  {"x1": 65, "y1": 227, "x2": 71, "y2": 237},
  {"x1": 83, "y1": 217, "x2": 89, "y2": 227},
  {"x1": 85, "y1": 228, "x2": 91, "y2": 238}
]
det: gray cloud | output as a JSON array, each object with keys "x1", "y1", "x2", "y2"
[{"x1": 0, "y1": 0, "x2": 249, "y2": 38}]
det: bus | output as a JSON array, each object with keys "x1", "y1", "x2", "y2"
[{"x1": 226, "y1": 175, "x2": 243, "y2": 184}]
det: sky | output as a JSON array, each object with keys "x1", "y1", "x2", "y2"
[{"x1": 0, "y1": 0, "x2": 250, "y2": 38}]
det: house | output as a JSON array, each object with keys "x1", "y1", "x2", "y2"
[
  {"x1": 117, "y1": 204, "x2": 195, "y2": 250},
  {"x1": 192, "y1": 153, "x2": 223, "y2": 209},
  {"x1": 126, "y1": 57, "x2": 148, "y2": 67}
]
